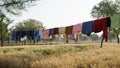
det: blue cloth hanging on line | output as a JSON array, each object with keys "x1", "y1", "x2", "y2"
[
  {"x1": 82, "y1": 21, "x2": 94, "y2": 36},
  {"x1": 49, "y1": 28, "x2": 54, "y2": 35},
  {"x1": 28, "y1": 30, "x2": 35, "y2": 40},
  {"x1": 20, "y1": 31, "x2": 26, "y2": 38},
  {"x1": 37, "y1": 29, "x2": 43, "y2": 42},
  {"x1": 11, "y1": 31, "x2": 16, "y2": 40}
]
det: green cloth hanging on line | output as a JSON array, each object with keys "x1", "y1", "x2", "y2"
[{"x1": 111, "y1": 14, "x2": 120, "y2": 29}]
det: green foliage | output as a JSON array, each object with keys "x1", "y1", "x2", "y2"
[
  {"x1": 68, "y1": 35, "x2": 74, "y2": 40},
  {"x1": 91, "y1": 0, "x2": 120, "y2": 43},
  {"x1": 79, "y1": 35, "x2": 88, "y2": 41},
  {"x1": 42, "y1": 49, "x2": 55, "y2": 55},
  {"x1": 0, "y1": 0, "x2": 39, "y2": 18},
  {"x1": 0, "y1": 21, "x2": 10, "y2": 41},
  {"x1": 90, "y1": 34, "x2": 99, "y2": 41},
  {"x1": 91, "y1": 0, "x2": 120, "y2": 19},
  {"x1": 31, "y1": 46, "x2": 87, "y2": 56},
  {"x1": 0, "y1": 0, "x2": 39, "y2": 46},
  {"x1": 15, "y1": 19, "x2": 44, "y2": 31},
  {"x1": 108, "y1": 31, "x2": 116, "y2": 42},
  {"x1": 0, "y1": 44, "x2": 120, "y2": 68},
  {"x1": 0, "y1": 46, "x2": 88, "y2": 56}
]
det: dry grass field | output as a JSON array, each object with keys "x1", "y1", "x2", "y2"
[{"x1": 0, "y1": 42, "x2": 120, "y2": 68}]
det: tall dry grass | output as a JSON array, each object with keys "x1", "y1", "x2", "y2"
[{"x1": 0, "y1": 43, "x2": 120, "y2": 68}]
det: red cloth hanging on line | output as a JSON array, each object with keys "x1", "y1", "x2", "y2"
[{"x1": 94, "y1": 18, "x2": 108, "y2": 42}]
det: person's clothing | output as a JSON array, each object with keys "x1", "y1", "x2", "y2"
[
  {"x1": 94, "y1": 18, "x2": 108, "y2": 42},
  {"x1": 82, "y1": 21, "x2": 94, "y2": 36},
  {"x1": 72, "y1": 23, "x2": 82, "y2": 34}
]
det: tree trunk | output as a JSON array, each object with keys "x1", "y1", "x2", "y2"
[
  {"x1": 0, "y1": 25, "x2": 3, "y2": 47},
  {"x1": 109, "y1": 32, "x2": 112, "y2": 43},
  {"x1": 100, "y1": 37, "x2": 104, "y2": 48},
  {"x1": 117, "y1": 34, "x2": 119, "y2": 44}
]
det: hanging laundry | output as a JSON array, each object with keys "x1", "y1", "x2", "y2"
[
  {"x1": 107, "y1": 17, "x2": 111, "y2": 27},
  {"x1": 65, "y1": 26, "x2": 73, "y2": 43},
  {"x1": 42, "y1": 29, "x2": 50, "y2": 39},
  {"x1": 34, "y1": 30, "x2": 39, "y2": 38},
  {"x1": 65, "y1": 26, "x2": 73, "y2": 34},
  {"x1": 16, "y1": 31, "x2": 21, "y2": 41},
  {"x1": 58, "y1": 27, "x2": 66, "y2": 41},
  {"x1": 111, "y1": 14, "x2": 120, "y2": 29},
  {"x1": 39, "y1": 29, "x2": 44, "y2": 36},
  {"x1": 37, "y1": 29, "x2": 43, "y2": 42},
  {"x1": 28, "y1": 30, "x2": 35, "y2": 40},
  {"x1": 20, "y1": 31, "x2": 26, "y2": 38},
  {"x1": 54, "y1": 28, "x2": 59, "y2": 35},
  {"x1": 34, "y1": 30, "x2": 39, "y2": 42},
  {"x1": 82, "y1": 21, "x2": 94, "y2": 36},
  {"x1": 11, "y1": 31, "x2": 16, "y2": 40},
  {"x1": 59, "y1": 27, "x2": 66, "y2": 34},
  {"x1": 72, "y1": 23, "x2": 82, "y2": 34},
  {"x1": 94, "y1": 18, "x2": 108, "y2": 42},
  {"x1": 20, "y1": 36, "x2": 27, "y2": 42},
  {"x1": 49, "y1": 28, "x2": 54, "y2": 35}
]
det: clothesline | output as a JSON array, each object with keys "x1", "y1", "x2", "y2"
[{"x1": 11, "y1": 14, "x2": 120, "y2": 47}]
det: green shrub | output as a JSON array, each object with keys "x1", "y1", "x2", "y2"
[{"x1": 42, "y1": 49, "x2": 55, "y2": 55}]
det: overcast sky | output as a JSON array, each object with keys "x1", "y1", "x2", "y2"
[{"x1": 10, "y1": 0, "x2": 102, "y2": 29}]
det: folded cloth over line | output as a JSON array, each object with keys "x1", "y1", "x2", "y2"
[
  {"x1": 65, "y1": 26, "x2": 73, "y2": 34},
  {"x1": 82, "y1": 21, "x2": 94, "y2": 36},
  {"x1": 72, "y1": 23, "x2": 82, "y2": 34},
  {"x1": 94, "y1": 18, "x2": 108, "y2": 42}
]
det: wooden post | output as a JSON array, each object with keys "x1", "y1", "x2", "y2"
[
  {"x1": 74, "y1": 34, "x2": 78, "y2": 44},
  {"x1": 65, "y1": 34, "x2": 68, "y2": 43},
  {"x1": 100, "y1": 37, "x2": 104, "y2": 48},
  {"x1": 117, "y1": 34, "x2": 119, "y2": 44}
]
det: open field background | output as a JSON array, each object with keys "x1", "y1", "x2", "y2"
[{"x1": 0, "y1": 43, "x2": 120, "y2": 68}]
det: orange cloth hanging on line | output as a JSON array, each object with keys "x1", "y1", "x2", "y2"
[
  {"x1": 65, "y1": 26, "x2": 73, "y2": 34},
  {"x1": 65, "y1": 26, "x2": 73, "y2": 43}
]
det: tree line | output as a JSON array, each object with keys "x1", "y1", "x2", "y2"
[{"x1": 0, "y1": 0, "x2": 120, "y2": 46}]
